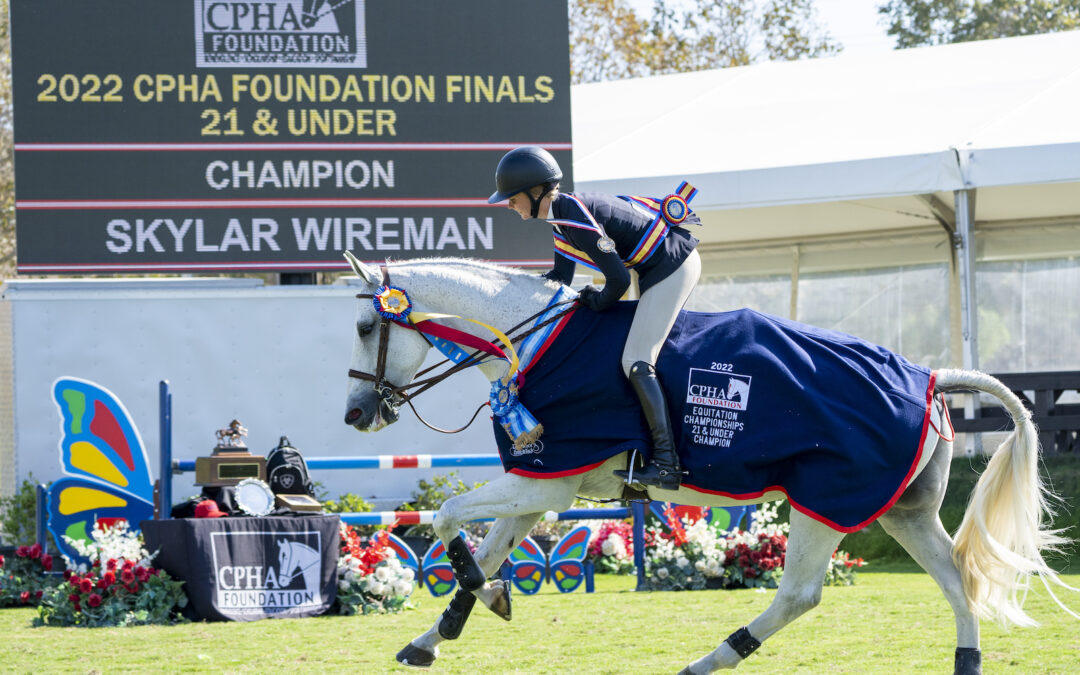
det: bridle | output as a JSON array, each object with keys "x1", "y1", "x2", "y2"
[{"x1": 348, "y1": 265, "x2": 576, "y2": 433}]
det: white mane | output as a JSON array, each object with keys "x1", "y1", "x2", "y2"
[{"x1": 376, "y1": 258, "x2": 559, "y2": 327}]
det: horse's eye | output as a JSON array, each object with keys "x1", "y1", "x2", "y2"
[{"x1": 357, "y1": 322, "x2": 375, "y2": 338}]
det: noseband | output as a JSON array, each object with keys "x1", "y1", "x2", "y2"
[{"x1": 347, "y1": 265, "x2": 577, "y2": 433}]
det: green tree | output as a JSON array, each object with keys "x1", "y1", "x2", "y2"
[
  {"x1": 570, "y1": 0, "x2": 841, "y2": 84},
  {"x1": 879, "y1": 0, "x2": 1080, "y2": 48}
]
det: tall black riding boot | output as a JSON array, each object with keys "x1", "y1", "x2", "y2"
[{"x1": 614, "y1": 361, "x2": 685, "y2": 490}]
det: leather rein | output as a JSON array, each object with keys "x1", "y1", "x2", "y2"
[{"x1": 348, "y1": 266, "x2": 576, "y2": 434}]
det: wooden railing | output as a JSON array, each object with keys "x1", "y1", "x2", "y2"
[{"x1": 948, "y1": 371, "x2": 1080, "y2": 454}]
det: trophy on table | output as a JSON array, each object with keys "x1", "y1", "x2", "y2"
[{"x1": 194, "y1": 420, "x2": 267, "y2": 487}]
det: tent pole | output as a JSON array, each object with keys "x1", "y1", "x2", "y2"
[
  {"x1": 954, "y1": 187, "x2": 981, "y2": 455},
  {"x1": 789, "y1": 245, "x2": 800, "y2": 320}
]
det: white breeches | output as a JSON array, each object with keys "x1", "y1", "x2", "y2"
[{"x1": 621, "y1": 249, "x2": 701, "y2": 377}]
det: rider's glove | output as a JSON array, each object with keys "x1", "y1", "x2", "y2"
[{"x1": 577, "y1": 285, "x2": 613, "y2": 312}]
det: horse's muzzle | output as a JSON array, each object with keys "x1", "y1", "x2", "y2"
[{"x1": 344, "y1": 395, "x2": 399, "y2": 431}]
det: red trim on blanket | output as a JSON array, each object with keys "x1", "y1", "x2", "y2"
[
  {"x1": 682, "y1": 371, "x2": 938, "y2": 534},
  {"x1": 508, "y1": 459, "x2": 607, "y2": 479},
  {"x1": 521, "y1": 307, "x2": 577, "y2": 376}
]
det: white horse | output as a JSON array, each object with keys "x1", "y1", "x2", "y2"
[{"x1": 342, "y1": 255, "x2": 1072, "y2": 674}]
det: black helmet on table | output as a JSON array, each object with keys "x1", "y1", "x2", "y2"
[{"x1": 488, "y1": 146, "x2": 563, "y2": 213}]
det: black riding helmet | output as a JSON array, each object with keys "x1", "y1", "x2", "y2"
[{"x1": 488, "y1": 146, "x2": 563, "y2": 218}]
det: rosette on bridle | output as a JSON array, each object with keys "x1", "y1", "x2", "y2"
[{"x1": 373, "y1": 285, "x2": 413, "y2": 321}]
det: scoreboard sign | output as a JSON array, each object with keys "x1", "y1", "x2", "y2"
[{"x1": 11, "y1": 1, "x2": 572, "y2": 274}]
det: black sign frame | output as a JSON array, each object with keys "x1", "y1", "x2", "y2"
[{"x1": 12, "y1": 0, "x2": 573, "y2": 274}]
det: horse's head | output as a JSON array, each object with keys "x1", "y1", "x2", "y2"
[{"x1": 343, "y1": 252, "x2": 431, "y2": 431}]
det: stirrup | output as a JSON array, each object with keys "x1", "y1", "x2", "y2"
[{"x1": 615, "y1": 462, "x2": 685, "y2": 490}]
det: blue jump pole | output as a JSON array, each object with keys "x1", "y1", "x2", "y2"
[
  {"x1": 158, "y1": 380, "x2": 172, "y2": 519},
  {"x1": 36, "y1": 483, "x2": 47, "y2": 550},
  {"x1": 632, "y1": 500, "x2": 646, "y2": 591}
]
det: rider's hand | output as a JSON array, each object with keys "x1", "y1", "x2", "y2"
[
  {"x1": 542, "y1": 269, "x2": 568, "y2": 284},
  {"x1": 577, "y1": 285, "x2": 612, "y2": 312}
]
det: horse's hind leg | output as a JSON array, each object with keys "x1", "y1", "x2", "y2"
[
  {"x1": 399, "y1": 511, "x2": 546, "y2": 666},
  {"x1": 877, "y1": 436, "x2": 981, "y2": 674},
  {"x1": 682, "y1": 510, "x2": 845, "y2": 673}
]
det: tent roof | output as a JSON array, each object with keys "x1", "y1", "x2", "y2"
[{"x1": 570, "y1": 31, "x2": 1080, "y2": 261}]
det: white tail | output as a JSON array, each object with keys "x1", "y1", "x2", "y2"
[{"x1": 938, "y1": 368, "x2": 1076, "y2": 627}]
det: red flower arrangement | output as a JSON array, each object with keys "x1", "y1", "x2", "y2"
[
  {"x1": 336, "y1": 523, "x2": 415, "y2": 615},
  {"x1": 587, "y1": 520, "x2": 640, "y2": 575},
  {"x1": 0, "y1": 542, "x2": 59, "y2": 606},
  {"x1": 36, "y1": 559, "x2": 186, "y2": 627},
  {"x1": 824, "y1": 549, "x2": 867, "y2": 586},
  {"x1": 34, "y1": 521, "x2": 188, "y2": 627}
]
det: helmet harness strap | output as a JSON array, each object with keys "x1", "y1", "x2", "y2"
[{"x1": 528, "y1": 182, "x2": 557, "y2": 219}]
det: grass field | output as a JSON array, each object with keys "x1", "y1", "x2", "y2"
[{"x1": 3, "y1": 568, "x2": 1078, "y2": 674}]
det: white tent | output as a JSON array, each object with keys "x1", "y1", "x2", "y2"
[{"x1": 571, "y1": 30, "x2": 1080, "y2": 368}]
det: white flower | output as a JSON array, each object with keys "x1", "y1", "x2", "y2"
[
  {"x1": 694, "y1": 560, "x2": 707, "y2": 572},
  {"x1": 392, "y1": 580, "x2": 413, "y2": 596},
  {"x1": 676, "y1": 557, "x2": 690, "y2": 569},
  {"x1": 601, "y1": 538, "x2": 617, "y2": 556},
  {"x1": 338, "y1": 579, "x2": 349, "y2": 591},
  {"x1": 656, "y1": 567, "x2": 669, "y2": 579},
  {"x1": 400, "y1": 568, "x2": 415, "y2": 582},
  {"x1": 375, "y1": 566, "x2": 391, "y2": 582},
  {"x1": 367, "y1": 580, "x2": 386, "y2": 596}
]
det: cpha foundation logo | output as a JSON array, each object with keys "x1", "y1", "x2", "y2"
[
  {"x1": 685, "y1": 367, "x2": 752, "y2": 412},
  {"x1": 210, "y1": 530, "x2": 324, "y2": 617},
  {"x1": 194, "y1": 0, "x2": 367, "y2": 68}
]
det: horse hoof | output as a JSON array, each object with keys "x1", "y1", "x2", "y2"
[
  {"x1": 488, "y1": 579, "x2": 512, "y2": 621},
  {"x1": 396, "y1": 643, "x2": 438, "y2": 668}
]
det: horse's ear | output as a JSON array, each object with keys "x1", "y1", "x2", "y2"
[{"x1": 343, "y1": 250, "x2": 380, "y2": 285}]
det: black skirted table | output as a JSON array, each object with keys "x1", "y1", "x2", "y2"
[{"x1": 141, "y1": 515, "x2": 339, "y2": 622}]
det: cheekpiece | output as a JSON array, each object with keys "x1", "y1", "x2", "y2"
[
  {"x1": 661, "y1": 193, "x2": 689, "y2": 225},
  {"x1": 373, "y1": 285, "x2": 412, "y2": 322}
]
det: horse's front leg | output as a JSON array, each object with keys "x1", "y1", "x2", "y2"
[
  {"x1": 397, "y1": 474, "x2": 580, "y2": 667},
  {"x1": 399, "y1": 513, "x2": 541, "y2": 666},
  {"x1": 432, "y1": 472, "x2": 579, "y2": 600}
]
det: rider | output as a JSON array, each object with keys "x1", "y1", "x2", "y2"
[{"x1": 487, "y1": 146, "x2": 702, "y2": 490}]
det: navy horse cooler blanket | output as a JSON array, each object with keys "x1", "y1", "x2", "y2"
[{"x1": 493, "y1": 304, "x2": 935, "y2": 533}]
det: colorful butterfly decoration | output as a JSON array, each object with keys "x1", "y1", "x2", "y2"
[
  {"x1": 384, "y1": 531, "x2": 465, "y2": 597},
  {"x1": 507, "y1": 525, "x2": 591, "y2": 595},
  {"x1": 47, "y1": 378, "x2": 155, "y2": 565}
]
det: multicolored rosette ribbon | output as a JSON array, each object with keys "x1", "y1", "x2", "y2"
[
  {"x1": 373, "y1": 285, "x2": 412, "y2": 322},
  {"x1": 490, "y1": 377, "x2": 543, "y2": 450},
  {"x1": 660, "y1": 181, "x2": 699, "y2": 226}
]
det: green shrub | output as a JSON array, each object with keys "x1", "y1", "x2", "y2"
[
  {"x1": 841, "y1": 455, "x2": 1080, "y2": 567},
  {"x1": 323, "y1": 492, "x2": 377, "y2": 536},
  {"x1": 399, "y1": 471, "x2": 487, "y2": 538},
  {"x1": 0, "y1": 476, "x2": 49, "y2": 547}
]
